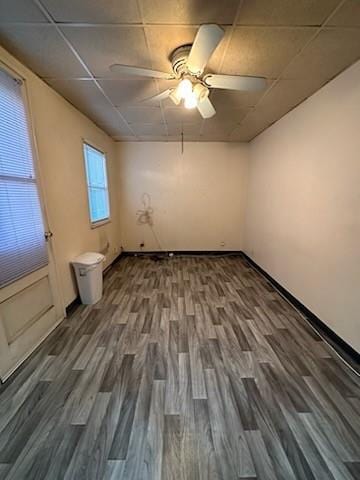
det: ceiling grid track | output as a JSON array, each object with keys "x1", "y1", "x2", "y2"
[
  {"x1": 199, "y1": 0, "x2": 245, "y2": 138},
  {"x1": 0, "y1": 0, "x2": 358, "y2": 142},
  {"x1": 2, "y1": 22, "x2": 359, "y2": 30},
  {"x1": 32, "y1": 0, "x2": 139, "y2": 140},
  {"x1": 135, "y1": 0, "x2": 169, "y2": 140},
  {"x1": 230, "y1": 0, "x2": 348, "y2": 140}
]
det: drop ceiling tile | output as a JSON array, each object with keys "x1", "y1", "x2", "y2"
[
  {"x1": 95, "y1": 112, "x2": 132, "y2": 137},
  {"x1": 98, "y1": 118, "x2": 134, "y2": 138},
  {"x1": 213, "y1": 107, "x2": 252, "y2": 123},
  {"x1": 164, "y1": 106, "x2": 202, "y2": 124},
  {"x1": 197, "y1": 134, "x2": 231, "y2": 141},
  {"x1": 251, "y1": 76, "x2": 326, "y2": 126},
  {"x1": 131, "y1": 123, "x2": 168, "y2": 136},
  {"x1": 0, "y1": 0, "x2": 48, "y2": 22},
  {"x1": 204, "y1": 90, "x2": 255, "y2": 124},
  {"x1": 328, "y1": 0, "x2": 360, "y2": 27},
  {"x1": 156, "y1": 79, "x2": 179, "y2": 91},
  {"x1": 140, "y1": 0, "x2": 239, "y2": 24},
  {"x1": 221, "y1": 27, "x2": 314, "y2": 77},
  {"x1": 283, "y1": 28, "x2": 360, "y2": 81},
  {"x1": 114, "y1": 136, "x2": 138, "y2": 142},
  {"x1": 230, "y1": 111, "x2": 269, "y2": 141},
  {"x1": 166, "y1": 123, "x2": 202, "y2": 136},
  {"x1": 62, "y1": 26, "x2": 150, "y2": 77},
  {"x1": 46, "y1": 78, "x2": 106, "y2": 112},
  {"x1": 98, "y1": 79, "x2": 158, "y2": 106},
  {"x1": 230, "y1": 128, "x2": 261, "y2": 142},
  {"x1": 237, "y1": 0, "x2": 339, "y2": 26},
  {"x1": 137, "y1": 135, "x2": 175, "y2": 141},
  {"x1": 211, "y1": 88, "x2": 267, "y2": 109},
  {"x1": 45, "y1": 78, "x2": 133, "y2": 136},
  {"x1": 119, "y1": 106, "x2": 164, "y2": 124},
  {"x1": 0, "y1": 25, "x2": 88, "y2": 77},
  {"x1": 202, "y1": 117, "x2": 239, "y2": 137},
  {"x1": 41, "y1": 0, "x2": 141, "y2": 23},
  {"x1": 145, "y1": 25, "x2": 228, "y2": 74}
]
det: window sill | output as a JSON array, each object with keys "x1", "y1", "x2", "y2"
[{"x1": 90, "y1": 218, "x2": 111, "y2": 229}]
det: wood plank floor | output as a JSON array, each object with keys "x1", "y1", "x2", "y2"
[{"x1": 0, "y1": 254, "x2": 359, "y2": 479}]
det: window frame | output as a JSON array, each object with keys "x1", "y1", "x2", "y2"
[{"x1": 82, "y1": 140, "x2": 111, "y2": 228}]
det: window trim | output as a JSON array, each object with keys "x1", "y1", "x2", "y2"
[{"x1": 82, "y1": 140, "x2": 111, "y2": 228}]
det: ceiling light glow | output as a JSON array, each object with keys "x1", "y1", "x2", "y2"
[
  {"x1": 178, "y1": 78, "x2": 193, "y2": 99},
  {"x1": 184, "y1": 91, "x2": 197, "y2": 109}
]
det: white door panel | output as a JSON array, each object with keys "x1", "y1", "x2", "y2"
[
  {"x1": 0, "y1": 254, "x2": 63, "y2": 381},
  {"x1": 0, "y1": 62, "x2": 64, "y2": 382},
  {"x1": 1, "y1": 273, "x2": 53, "y2": 343}
]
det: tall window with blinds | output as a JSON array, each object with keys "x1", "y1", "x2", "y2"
[
  {"x1": 83, "y1": 143, "x2": 110, "y2": 225},
  {"x1": 0, "y1": 68, "x2": 48, "y2": 288}
]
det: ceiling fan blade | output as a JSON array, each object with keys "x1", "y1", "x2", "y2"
[
  {"x1": 187, "y1": 24, "x2": 224, "y2": 75},
  {"x1": 197, "y1": 97, "x2": 216, "y2": 119},
  {"x1": 141, "y1": 89, "x2": 172, "y2": 104},
  {"x1": 110, "y1": 64, "x2": 174, "y2": 79},
  {"x1": 204, "y1": 74, "x2": 267, "y2": 91}
]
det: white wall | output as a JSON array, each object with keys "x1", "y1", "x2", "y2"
[
  {"x1": 116, "y1": 142, "x2": 249, "y2": 252},
  {"x1": 0, "y1": 46, "x2": 121, "y2": 308},
  {"x1": 245, "y1": 60, "x2": 360, "y2": 352}
]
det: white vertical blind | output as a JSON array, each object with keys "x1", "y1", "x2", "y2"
[{"x1": 0, "y1": 67, "x2": 48, "y2": 287}]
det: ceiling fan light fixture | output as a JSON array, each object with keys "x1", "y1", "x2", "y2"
[
  {"x1": 193, "y1": 83, "x2": 209, "y2": 103},
  {"x1": 184, "y1": 91, "x2": 197, "y2": 109},
  {"x1": 112, "y1": 24, "x2": 267, "y2": 121},
  {"x1": 177, "y1": 78, "x2": 193, "y2": 99}
]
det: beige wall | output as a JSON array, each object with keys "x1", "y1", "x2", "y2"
[
  {"x1": 245, "y1": 60, "x2": 360, "y2": 352},
  {"x1": 0, "y1": 46, "x2": 121, "y2": 308},
  {"x1": 116, "y1": 142, "x2": 249, "y2": 252}
]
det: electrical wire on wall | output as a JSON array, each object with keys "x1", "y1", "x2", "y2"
[{"x1": 136, "y1": 193, "x2": 163, "y2": 252}]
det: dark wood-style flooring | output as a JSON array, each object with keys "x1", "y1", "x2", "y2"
[{"x1": 0, "y1": 255, "x2": 359, "y2": 479}]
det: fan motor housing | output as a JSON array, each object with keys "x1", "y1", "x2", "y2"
[{"x1": 170, "y1": 45, "x2": 193, "y2": 77}]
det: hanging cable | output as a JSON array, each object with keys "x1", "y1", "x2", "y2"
[{"x1": 136, "y1": 193, "x2": 163, "y2": 252}]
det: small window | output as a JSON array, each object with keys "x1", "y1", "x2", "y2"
[{"x1": 83, "y1": 143, "x2": 110, "y2": 226}]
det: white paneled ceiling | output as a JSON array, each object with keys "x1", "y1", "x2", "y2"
[{"x1": 0, "y1": 0, "x2": 359, "y2": 142}]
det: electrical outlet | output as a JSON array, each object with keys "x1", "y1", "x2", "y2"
[{"x1": 140, "y1": 241, "x2": 145, "y2": 248}]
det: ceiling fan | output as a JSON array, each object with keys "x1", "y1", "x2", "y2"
[{"x1": 110, "y1": 24, "x2": 266, "y2": 119}]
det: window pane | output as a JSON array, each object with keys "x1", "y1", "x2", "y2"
[
  {"x1": 84, "y1": 144, "x2": 106, "y2": 188},
  {"x1": 89, "y1": 187, "x2": 109, "y2": 223},
  {"x1": 83, "y1": 143, "x2": 110, "y2": 224},
  {"x1": 0, "y1": 70, "x2": 34, "y2": 179},
  {"x1": 0, "y1": 179, "x2": 48, "y2": 286},
  {"x1": 0, "y1": 68, "x2": 48, "y2": 287}
]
